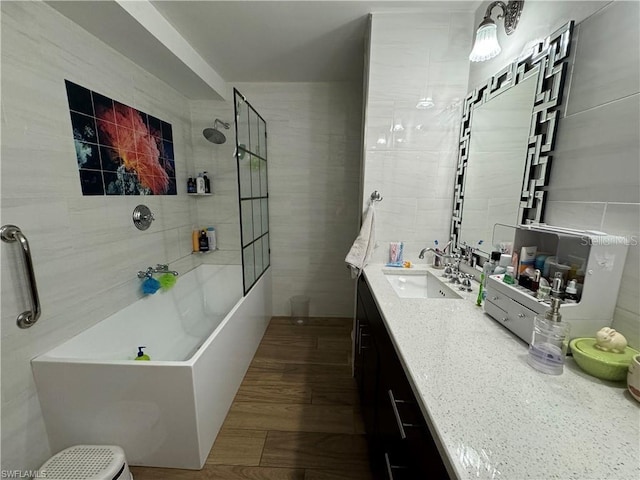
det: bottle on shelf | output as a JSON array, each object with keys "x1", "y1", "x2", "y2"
[
  {"x1": 203, "y1": 171, "x2": 211, "y2": 194},
  {"x1": 206, "y1": 226, "x2": 216, "y2": 251},
  {"x1": 196, "y1": 173, "x2": 206, "y2": 194},
  {"x1": 187, "y1": 177, "x2": 196, "y2": 193},
  {"x1": 564, "y1": 279, "x2": 579, "y2": 303},
  {"x1": 199, "y1": 229, "x2": 209, "y2": 252},
  {"x1": 503, "y1": 266, "x2": 515, "y2": 285},
  {"x1": 192, "y1": 228, "x2": 200, "y2": 252}
]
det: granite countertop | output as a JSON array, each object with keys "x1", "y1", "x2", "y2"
[{"x1": 363, "y1": 263, "x2": 640, "y2": 480}]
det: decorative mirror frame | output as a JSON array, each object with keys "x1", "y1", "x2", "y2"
[{"x1": 451, "y1": 21, "x2": 574, "y2": 253}]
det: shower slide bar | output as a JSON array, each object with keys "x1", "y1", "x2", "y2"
[{"x1": 1, "y1": 225, "x2": 41, "y2": 328}]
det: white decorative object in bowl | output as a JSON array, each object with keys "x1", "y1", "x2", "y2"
[{"x1": 628, "y1": 354, "x2": 640, "y2": 403}]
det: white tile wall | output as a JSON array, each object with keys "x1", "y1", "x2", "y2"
[
  {"x1": 232, "y1": 83, "x2": 363, "y2": 317},
  {"x1": 469, "y1": 1, "x2": 640, "y2": 347},
  {"x1": 188, "y1": 101, "x2": 242, "y2": 266},
  {"x1": 0, "y1": 2, "x2": 203, "y2": 470},
  {"x1": 363, "y1": 12, "x2": 474, "y2": 263}
]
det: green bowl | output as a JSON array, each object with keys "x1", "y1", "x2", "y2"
[{"x1": 570, "y1": 338, "x2": 639, "y2": 381}]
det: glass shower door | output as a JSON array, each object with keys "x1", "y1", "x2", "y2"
[{"x1": 234, "y1": 89, "x2": 270, "y2": 294}]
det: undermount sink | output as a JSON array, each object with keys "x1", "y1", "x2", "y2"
[{"x1": 384, "y1": 270, "x2": 463, "y2": 299}]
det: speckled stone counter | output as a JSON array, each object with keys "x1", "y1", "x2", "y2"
[{"x1": 363, "y1": 264, "x2": 640, "y2": 480}]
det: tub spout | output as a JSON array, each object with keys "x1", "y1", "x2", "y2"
[
  {"x1": 137, "y1": 265, "x2": 179, "y2": 279},
  {"x1": 153, "y1": 264, "x2": 179, "y2": 276}
]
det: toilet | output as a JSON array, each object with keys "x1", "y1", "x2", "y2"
[{"x1": 37, "y1": 445, "x2": 132, "y2": 480}]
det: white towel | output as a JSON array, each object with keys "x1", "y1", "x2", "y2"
[{"x1": 345, "y1": 204, "x2": 376, "y2": 278}]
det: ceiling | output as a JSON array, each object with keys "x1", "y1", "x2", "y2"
[
  {"x1": 49, "y1": 0, "x2": 479, "y2": 99},
  {"x1": 151, "y1": 1, "x2": 477, "y2": 83}
]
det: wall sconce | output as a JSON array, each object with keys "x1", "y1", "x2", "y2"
[{"x1": 469, "y1": 1, "x2": 524, "y2": 62}]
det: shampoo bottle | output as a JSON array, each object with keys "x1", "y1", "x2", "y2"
[
  {"x1": 192, "y1": 228, "x2": 200, "y2": 253},
  {"x1": 196, "y1": 173, "x2": 206, "y2": 194},
  {"x1": 206, "y1": 227, "x2": 216, "y2": 251},
  {"x1": 203, "y1": 171, "x2": 211, "y2": 194},
  {"x1": 199, "y1": 229, "x2": 210, "y2": 252}
]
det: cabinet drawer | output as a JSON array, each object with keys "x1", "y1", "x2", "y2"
[
  {"x1": 485, "y1": 289, "x2": 511, "y2": 313},
  {"x1": 485, "y1": 297, "x2": 535, "y2": 343}
]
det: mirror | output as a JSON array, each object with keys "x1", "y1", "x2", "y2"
[{"x1": 451, "y1": 21, "x2": 574, "y2": 257}]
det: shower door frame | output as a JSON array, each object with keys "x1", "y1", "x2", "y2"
[{"x1": 233, "y1": 88, "x2": 270, "y2": 295}]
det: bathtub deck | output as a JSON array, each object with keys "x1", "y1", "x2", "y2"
[{"x1": 130, "y1": 317, "x2": 373, "y2": 479}]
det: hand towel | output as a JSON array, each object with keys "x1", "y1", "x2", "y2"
[{"x1": 345, "y1": 204, "x2": 376, "y2": 278}]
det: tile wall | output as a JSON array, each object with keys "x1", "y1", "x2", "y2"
[
  {"x1": 469, "y1": 1, "x2": 640, "y2": 347},
  {"x1": 0, "y1": 1, "x2": 203, "y2": 470},
  {"x1": 189, "y1": 100, "x2": 242, "y2": 266},
  {"x1": 231, "y1": 83, "x2": 363, "y2": 317},
  {"x1": 363, "y1": 11, "x2": 474, "y2": 263}
]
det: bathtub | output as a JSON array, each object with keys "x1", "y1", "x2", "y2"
[{"x1": 32, "y1": 264, "x2": 272, "y2": 469}]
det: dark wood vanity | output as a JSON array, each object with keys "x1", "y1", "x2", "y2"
[{"x1": 355, "y1": 275, "x2": 449, "y2": 479}]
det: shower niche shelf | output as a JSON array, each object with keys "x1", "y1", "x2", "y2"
[{"x1": 187, "y1": 193, "x2": 213, "y2": 197}]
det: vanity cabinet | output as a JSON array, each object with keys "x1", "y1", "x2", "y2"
[{"x1": 355, "y1": 275, "x2": 449, "y2": 479}]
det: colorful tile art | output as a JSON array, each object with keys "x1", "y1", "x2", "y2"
[{"x1": 65, "y1": 80, "x2": 177, "y2": 196}]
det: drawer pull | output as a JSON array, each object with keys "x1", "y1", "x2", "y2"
[
  {"x1": 518, "y1": 313, "x2": 525, "y2": 318},
  {"x1": 384, "y1": 452, "x2": 409, "y2": 480},
  {"x1": 388, "y1": 389, "x2": 418, "y2": 440},
  {"x1": 492, "y1": 296, "x2": 499, "y2": 301},
  {"x1": 358, "y1": 327, "x2": 371, "y2": 354},
  {"x1": 501, "y1": 317, "x2": 509, "y2": 322}
]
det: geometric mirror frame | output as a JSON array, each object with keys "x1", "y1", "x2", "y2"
[{"x1": 451, "y1": 21, "x2": 574, "y2": 251}]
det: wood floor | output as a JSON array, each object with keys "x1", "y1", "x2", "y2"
[{"x1": 130, "y1": 317, "x2": 373, "y2": 480}]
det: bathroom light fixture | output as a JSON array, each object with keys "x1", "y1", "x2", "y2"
[{"x1": 469, "y1": 1, "x2": 524, "y2": 62}]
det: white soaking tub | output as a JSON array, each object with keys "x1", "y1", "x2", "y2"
[{"x1": 32, "y1": 264, "x2": 272, "y2": 469}]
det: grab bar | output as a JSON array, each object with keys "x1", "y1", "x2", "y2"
[{"x1": 1, "y1": 225, "x2": 41, "y2": 328}]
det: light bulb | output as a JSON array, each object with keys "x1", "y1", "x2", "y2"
[{"x1": 469, "y1": 20, "x2": 501, "y2": 62}]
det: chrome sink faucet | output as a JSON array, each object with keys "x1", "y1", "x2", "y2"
[{"x1": 419, "y1": 240, "x2": 452, "y2": 268}]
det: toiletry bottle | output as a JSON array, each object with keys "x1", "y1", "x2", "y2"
[
  {"x1": 206, "y1": 227, "x2": 216, "y2": 251},
  {"x1": 503, "y1": 266, "x2": 515, "y2": 285},
  {"x1": 192, "y1": 228, "x2": 200, "y2": 253},
  {"x1": 187, "y1": 177, "x2": 195, "y2": 193},
  {"x1": 531, "y1": 269, "x2": 541, "y2": 293},
  {"x1": 199, "y1": 229, "x2": 210, "y2": 252},
  {"x1": 564, "y1": 280, "x2": 579, "y2": 304},
  {"x1": 196, "y1": 173, "x2": 206, "y2": 194},
  {"x1": 483, "y1": 251, "x2": 500, "y2": 283},
  {"x1": 203, "y1": 171, "x2": 211, "y2": 194},
  {"x1": 527, "y1": 293, "x2": 570, "y2": 375},
  {"x1": 135, "y1": 346, "x2": 150, "y2": 361},
  {"x1": 476, "y1": 274, "x2": 484, "y2": 306}
]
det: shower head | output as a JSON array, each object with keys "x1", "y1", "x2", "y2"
[{"x1": 203, "y1": 119, "x2": 230, "y2": 144}]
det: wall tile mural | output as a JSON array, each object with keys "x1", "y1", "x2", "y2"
[{"x1": 65, "y1": 80, "x2": 177, "y2": 195}]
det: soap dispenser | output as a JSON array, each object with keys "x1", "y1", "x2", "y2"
[
  {"x1": 527, "y1": 273, "x2": 570, "y2": 375},
  {"x1": 135, "y1": 346, "x2": 150, "y2": 361}
]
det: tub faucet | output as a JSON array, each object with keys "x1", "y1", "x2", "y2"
[
  {"x1": 153, "y1": 264, "x2": 179, "y2": 276},
  {"x1": 137, "y1": 265, "x2": 179, "y2": 279}
]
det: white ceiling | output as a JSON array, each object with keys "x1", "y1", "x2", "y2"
[
  {"x1": 151, "y1": 1, "x2": 477, "y2": 83},
  {"x1": 49, "y1": 0, "x2": 479, "y2": 99}
]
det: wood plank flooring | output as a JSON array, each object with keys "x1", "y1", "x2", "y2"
[{"x1": 130, "y1": 317, "x2": 373, "y2": 480}]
